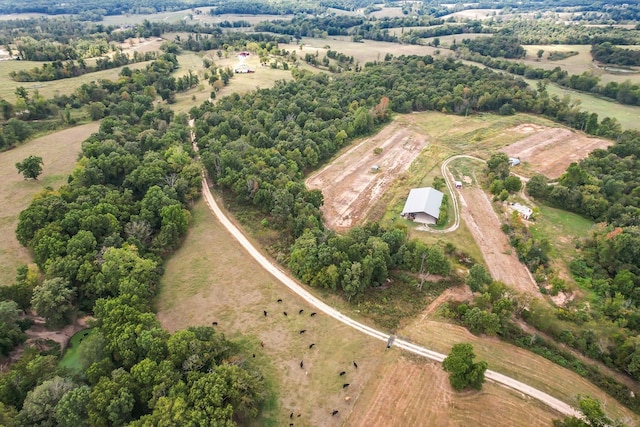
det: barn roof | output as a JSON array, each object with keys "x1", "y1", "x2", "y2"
[{"x1": 401, "y1": 187, "x2": 444, "y2": 219}]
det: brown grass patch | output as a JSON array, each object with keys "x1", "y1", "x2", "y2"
[
  {"x1": 400, "y1": 318, "x2": 640, "y2": 424},
  {"x1": 347, "y1": 352, "x2": 560, "y2": 427},
  {"x1": 0, "y1": 122, "x2": 99, "y2": 286},
  {"x1": 156, "y1": 199, "x2": 386, "y2": 426}
]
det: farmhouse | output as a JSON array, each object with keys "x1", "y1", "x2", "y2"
[{"x1": 401, "y1": 187, "x2": 444, "y2": 224}]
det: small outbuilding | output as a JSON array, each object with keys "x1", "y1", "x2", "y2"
[
  {"x1": 401, "y1": 187, "x2": 444, "y2": 225},
  {"x1": 510, "y1": 202, "x2": 533, "y2": 220},
  {"x1": 509, "y1": 157, "x2": 521, "y2": 166}
]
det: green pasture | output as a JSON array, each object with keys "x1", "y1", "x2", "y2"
[{"x1": 59, "y1": 328, "x2": 94, "y2": 372}]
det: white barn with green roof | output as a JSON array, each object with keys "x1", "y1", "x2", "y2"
[{"x1": 400, "y1": 187, "x2": 444, "y2": 225}]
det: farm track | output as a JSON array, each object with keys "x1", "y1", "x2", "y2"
[{"x1": 190, "y1": 124, "x2": 580, "y2": 419}]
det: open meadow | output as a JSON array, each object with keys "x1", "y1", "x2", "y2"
[
  {"x1": 347, "y1": 352, "x2": 560, "y2": 427},
  {"x1": 0, "y1": 59, "x2": 151, "y2": 103},
  {"x1": 0, "y1": 122, "x2": 100, "y2": 286},
  {"x1": 518, "y1": 44, "x2": 640, "y2": 85}
]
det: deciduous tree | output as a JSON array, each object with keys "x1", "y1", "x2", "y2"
[
  {"x1": 442, "y1": 343, "x2": 488, "y2": 391},
  {"x1": 16, "y1": 155, "x2": 43, "y2": 180}
]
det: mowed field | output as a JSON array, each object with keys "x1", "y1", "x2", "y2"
[
  {"x1": 400, "y1": 316, "x2": 639, "y2": 424},
  {"x1": 0, "y1": 122, "x2": 100, "y2": 286},
  {"x1": 347, "y1": 353, "x2": 559, "y2": 427},
  {"x1": 519, "y1": 44, "x2": 640, "y2": 85}
]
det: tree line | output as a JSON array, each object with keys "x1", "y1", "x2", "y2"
[
  {"x1": 461, "y1": 49, "x2": 640, "y2": 107},
  {"x1": 591, "y1": 42, "x2": 640, "y2": 67},
  {"x1": 10, "y1": 51, "x2": 157, "y2": 82}
]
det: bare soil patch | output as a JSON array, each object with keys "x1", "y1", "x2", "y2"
[
  {"x1": 501, "y1": 125, "x2": 612, "y2": 179},
  {"x1": 346, "y1": 353, "x2": 559, "y2": 427},
  {"x1": 458, "y1": 187, "x2": 540, "y2": 297},
  {"x1": 306, "y1": 118, "x2": 428, "y2": 231}
]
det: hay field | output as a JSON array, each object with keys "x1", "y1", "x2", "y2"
[{"x1": 0, "y1": 122, "x2": 99, "y2": 286}]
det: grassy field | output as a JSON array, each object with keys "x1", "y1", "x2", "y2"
[
  {"x1": 519, "y1": 44, "x2": 640, "y2": 85},
  {"x1": 530, "y1": 78, "x2": 640, "y2": 132},
  {"x1": 0, "y1": 60, "x2": 152, "y2": 103},
  {"x1": 347, "y1": 352, "x2": 560, "y2": 427},
  {"x1": 0, "y1": 122, "x2": 100, "y2": 287},
  {"x1": 59, "y1": 328, "x2": 94, "y2": 372},
  {"x1": 155, "y1": 199, "x2": 387, "y2": 426},
  {"x1": 401, "y1": 317, "x2": 639, "y2": 424},
  {"x1": 169, "y1": 49, "x2": 296, "y2": 114},
  {"x1": 280, "y1": 36, "x2": 440, "y2": 64},
  {"x1": 156, "y1": 197, "x2": 568, "y2": 425}
]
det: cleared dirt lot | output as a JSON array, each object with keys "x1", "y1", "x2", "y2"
[
  {"x1": 458, "y1": 186, "x2": 540, "y2": 296},
  {"x1": 306, "y1": 118, "x2": 429, "y2": 231},
  {"x1": 501, "y1": 124, "x2": 612, "y2": 179},
  {"x1": 347, "y1": 354, "x2": 559, "y2": 427}
]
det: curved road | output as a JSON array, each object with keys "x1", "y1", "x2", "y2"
[{"x1": 191, "y1": 127, "x2": 581, "y2": 419}]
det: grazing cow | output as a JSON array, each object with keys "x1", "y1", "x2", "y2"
[
  {"x1": 83, "y1": 332, "x2": 89, "y2": 336},
  {"x1": 260, "y1": 341, "x2": 265, "y2": 347},
  {"x1": 310, "y1": 312, "x2": 317, "y2": 317},
  {"x1": 339, "y1": 371, "x2": 346, "y2": 376},
  {"x1": 343, "y1": 383, "x2": 350, "y2": 388},
  {"x1": 263, "y1": 310, "x2": 268, "y2": 316},
  {"x1": 299, "y1": 330, "x2": 306, "y2": 334},
  {"x1": 309, "y1": 343, "x2": 315, "y2": 349},
  {"x1": 252, "y1": 354, "x2": 255, "y2": 358},
  {"x1": 212, "y1": 321, "x2": 218, "y2": 326},
  {"x1": 298, "y1": 309, "x2": 304, "y2": 314},
  {"x1": 283, "y1": 312, "x2": 288, "y2": 316},
  {"x1": 79, "y1": 338, "x2": 83, "y2": 342},
  {"x1": 300, "y1": 361, "x2": 304, "y2": 368},
  {"x1": 353, "y1": 361, "x2": 358, "y2": 369},
  {"x1": 290, "y1": 412, "x2": 294, "y2": 419},
  {"x1": 277, "y1": 298, "x2": 283, "y2": 303},
  {"x1": 331, "y1": 410, "x2": 339, "y2": 416}
]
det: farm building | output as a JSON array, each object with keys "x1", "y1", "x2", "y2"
[
  {"x1": 401, "y1": 187, "x2": 444, "y2": 224},
  {"x1": 509, "y1": 157, "x2": 521, "y2": 166},
  {"x1": 509, "y1": 202, "x2": 533, "y2": 220}
]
